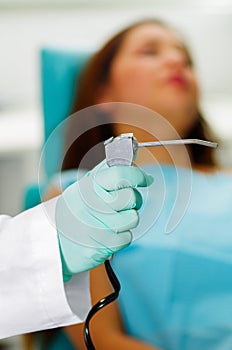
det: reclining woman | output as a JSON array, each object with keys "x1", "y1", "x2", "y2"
[{"x1": 31, "y1": 18, "x2": 232, "y2": 350}]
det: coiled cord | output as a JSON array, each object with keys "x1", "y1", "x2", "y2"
[{"x1": 84, "y1": 259, "x2": 121, "y2": 349}]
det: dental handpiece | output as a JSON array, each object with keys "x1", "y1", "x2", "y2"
[{"x1": 104, "y1": 133, "x2": 218, "y2": 166}]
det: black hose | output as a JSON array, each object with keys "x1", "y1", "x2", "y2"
[{"x1": 84, "y1": 259, "x2": 121, "y2": 349}]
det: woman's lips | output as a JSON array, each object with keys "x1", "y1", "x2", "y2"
[{"x1": 166, "y1": 75, "x2": 188, "y2": 88}]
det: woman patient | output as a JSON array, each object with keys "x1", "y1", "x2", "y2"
[{"x1": 33, "y1": 18, "x2": 232, "y2": 350}]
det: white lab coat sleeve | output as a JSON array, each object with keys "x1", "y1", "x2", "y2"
[{"x1": 0, "y1": 197, "x2": 91, "y2": 339}]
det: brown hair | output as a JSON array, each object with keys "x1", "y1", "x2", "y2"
[{"x1": 62, "y1": 18, "x2": 217, "y2": 171}]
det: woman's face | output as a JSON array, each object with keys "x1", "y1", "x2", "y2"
[{"x1": 98, "y1": 23, "x2": 199, "y2": 137}]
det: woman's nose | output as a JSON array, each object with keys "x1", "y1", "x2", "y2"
[{"x1": 165, "y1": 49, "x2": 187, "y2": 67}]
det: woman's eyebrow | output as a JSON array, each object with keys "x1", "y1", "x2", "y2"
[
  {"x1": 133, "y1": 39, "x2": 160, "y2": 49},
  {"x1": 136, "y1": 40, "x2": 187, "y2": 54},
  {"x1": 138, "y1": 37, "x2": 184, "y2": 48},
  {"x1": 140, "y1": 38, "x2": 160, "y2": 45},
  {"x1": 134, "y1": 37, "x2": 191, "y2": 55}
]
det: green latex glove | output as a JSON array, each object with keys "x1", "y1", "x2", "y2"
[{"x1": 55, "y1": 160, "x2": 153, "y2": 282}]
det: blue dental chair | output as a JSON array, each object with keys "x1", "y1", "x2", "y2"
[{"x1": 23, "y1": 47, "x2": 91, "y2": 210}]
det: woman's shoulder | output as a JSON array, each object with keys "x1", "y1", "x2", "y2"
[
  {"x1": 220, "y1": 167, "x2": 232, "y2": 175},
  {"x1": 193, "y1": 164, "x2": 232, "y2": 176}
]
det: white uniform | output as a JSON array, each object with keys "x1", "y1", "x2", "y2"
[{"x1": 0, "y1": 197, "x2": 91, "y2": 339}]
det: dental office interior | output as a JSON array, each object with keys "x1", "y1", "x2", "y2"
[{"x1": 0, "y1": 0, "x2": 232, "y2": 349}]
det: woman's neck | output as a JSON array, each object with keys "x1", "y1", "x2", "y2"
[
  {"x1": 114, "y1": 125, "x2": 193, "y2": 168},
  {"x1": 135, "y1": 146, "x2": 192, "y2": 168}
]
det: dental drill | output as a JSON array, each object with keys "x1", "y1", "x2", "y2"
[{"x1": 104, "y1": 133, "x2": 217, "y2": 166}]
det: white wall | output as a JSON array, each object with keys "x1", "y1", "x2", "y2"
[
  {"x1": 0, "y1": 1, "x2": 232, "y2": 216},
  {"x1": 0, "y1": 3, "x2": 232, "y2": 107}
]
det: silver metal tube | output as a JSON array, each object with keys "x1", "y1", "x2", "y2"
[{"x1": 138, "y1": 139, "x2": 218, "y2": 149}]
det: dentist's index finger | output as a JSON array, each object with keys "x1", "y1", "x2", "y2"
[{"x1": 95, "y1": 165, "x2": 154, "y2": 191}]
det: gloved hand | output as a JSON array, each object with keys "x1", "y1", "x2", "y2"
[{"x1": 55, "y1": 160, "x2": 153, "y2": 282}]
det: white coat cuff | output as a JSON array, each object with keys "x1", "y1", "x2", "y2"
[{"x1": 34, "y1": 197, "x2": 91, "y2": 327}]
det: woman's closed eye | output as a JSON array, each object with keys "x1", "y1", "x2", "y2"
[{"x1": 137, "y1": 44, "x2": 160, "y2": 56}]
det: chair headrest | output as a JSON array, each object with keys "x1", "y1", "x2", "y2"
[{"x1": 40, "y1": 47, "x2": 92, "y2": 177}]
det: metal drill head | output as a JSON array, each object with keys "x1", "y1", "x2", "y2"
[{"x1": 104, "y1": 133, "x2": 138, "y2": 166}]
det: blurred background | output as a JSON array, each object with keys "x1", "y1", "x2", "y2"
[{"x1": 0, "y1": 0, "x2": 231, "y2": 348}]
